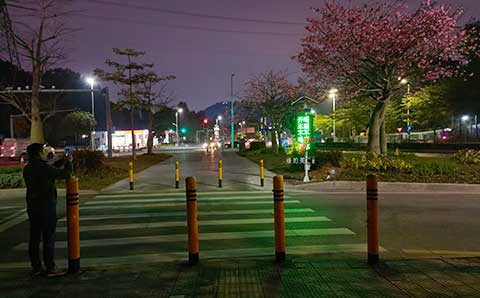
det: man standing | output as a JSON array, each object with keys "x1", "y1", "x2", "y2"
[{"x1": 23, "y1": 143, "x2": 73, "y2": 277}]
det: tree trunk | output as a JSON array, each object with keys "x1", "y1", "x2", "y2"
[
  {"x1": 130, "y1": 109, "x2": 136, "y2": 160},
  {"x1": 270, "y1": 130, "x2": 278, "y2": 154},
  {"x1": 147, "y1": 110, "x2": 154, "y2": 154},
  {"x1": 380, "y1": 119, "x2": 387, "y2": 154},
  {"x1": 30, "y1": 64, "x2": 44, "y2": 143},
  {"x1": 367, "y1": 100, "x2": 388, "y2": 156},
  {"x1": 276, "y1": 130, "x2": 283, "y2": 153}
]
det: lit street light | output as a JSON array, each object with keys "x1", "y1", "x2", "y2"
[
  {"x1": 400, "y1": 78, "x2": 411, "y2": 127},
  {"x1": 175, "y1": 108, "x2": 183, "y2": 147},
  {"x1": 85, "y1": 77, "x2": 95, "y2": 150},
  {"x1": 329, "y1": 88, "x2": 338, "y2": 142}
]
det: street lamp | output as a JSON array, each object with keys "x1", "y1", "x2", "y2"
[
  {"x1": 328, "y1": 88, "x2": 338, "y2": 142},
  {"x1": 231, "y1": 73, "x2": 235, "y2": 148},
  {"x1": 216, "y1": 115, "x2": 222, "y2": 125},
  {"x1": 400, "y1": 78, "x2": 411, "y2": 127},
  {"x1": 85, "y1": 77, "x2": 95, "y2": 150},
  {"x1": 175, "y1": 108, "x2": 183, "y2": 147}
]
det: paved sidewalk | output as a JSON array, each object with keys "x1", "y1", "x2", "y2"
[{"x1": 1, "y1": 256, "x2": 479, "y2": 298}]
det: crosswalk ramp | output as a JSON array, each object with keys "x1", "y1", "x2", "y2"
[{"x1": 1, "y1": 191, "x2": 381, "y2": 269}]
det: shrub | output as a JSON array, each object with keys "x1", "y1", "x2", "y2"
[
  {"x1": 343, "y1": 155, "x2": 414, "y2": 173},
  {"x1": 0, "y1": 173, "x2": 25, "y2": 189},
  {"x1": 411, "y1": 161, "x2": 458, "y2": 176},
  {"x1": 0, "y1": 166, "x2": 22, "y2": 175},
  {"x1": 454, "y1": 150, "x2": 480, "y2": 164},
  {"x1": 71, "y1": 150, "x2": 107, "y2": 174},
  {"x1": 312, "y1": 150, "x2": 343, "y2": 169},
  {"x1": 249, "y1": 141, "x2": 266, "y2": 151}
]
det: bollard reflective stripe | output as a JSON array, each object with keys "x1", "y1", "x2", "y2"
[
  {"x1": 367, "y1": 174, "x2": 379, "y2": 265},
  {"x1": 66, "y1": 177, "x2": 80, "y2": 273},
  {"x1": 218, "y1": 160, "x2": 223, "y2": 188},
  {"x1": 273, "y1": 175, "x2": 286, "y2": 262},
  {"x1": 129, "y1": 162, "x2": 134, "y2": 191},
  {"x1": 186, "y1": 177, "x2": 199, "y2": 265},
  {"x1": 260, "y1": 160, "x2": 265, "y2": 187},
  {"x1": 175, "y1": 161, "x2": 180, "y2": 189}
]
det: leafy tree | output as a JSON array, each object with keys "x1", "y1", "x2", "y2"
[
  {"x1": 296, "y1": 1, "x2": 473, "y2": 155},
  {"x1": 95, "y1": 48, "x2": 152, "y2": 160},
  {"x1": 0, "y1": 0, "x2": 75, "y2": 143},
  {"x1": 403, "y1": 84, "x2": 453, "y2": 139},
  {"x1": 63, "y1": 111, "x2": 96, "y2": 144},
  {"x1": 242, "y1": 70, "x2": 297, "y2": 153}
]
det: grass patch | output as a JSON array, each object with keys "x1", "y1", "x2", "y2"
[{"x1": 66, "y1": 153, "x2": 171, "y2": 191}]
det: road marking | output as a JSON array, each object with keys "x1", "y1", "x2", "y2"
[
  {"x1": 95, "y1": 191, "x2": 277, "y2": 200},
  {"x1": 0, "y1": 209, "x2": 27, "y2": 233},
  {"x1": 403, "y1": 249, "x2": 480, "y2": 256},
  {"x1": 0, "y1": 206, "x2": 19, "y2": 210},
  {"x1": 14, "y1": 228, "x2": 355, "y2": 250},
  {"x1": 84, "y1": 195, "x2": 291, "y2": 205},
  {"x1": 57, "y1": 216, "x2": 331, "y2": 232},
  {"x1": 80, "y1": 200, "x2": 302, "y2": 210},
  {"x1": 59, "y1": 208, "x2": 316, "y2": 222},
  {"x1": 0, "y1": 243, "x2": 383, "y2": 269}
]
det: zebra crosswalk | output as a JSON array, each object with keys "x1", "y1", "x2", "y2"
[{"x1": 1, "y1": 191, "x2": 380, "y2": 269}]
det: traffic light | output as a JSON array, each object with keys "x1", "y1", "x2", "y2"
[
  {"x1": 203, "y1": 118, "x2": 209, "y2": 125},
  {"x1": 180, "y1": 127, "x2": 188, "y2": 134}
]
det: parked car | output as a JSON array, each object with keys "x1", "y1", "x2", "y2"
[{"x1": 0, "y1": 138, "x2": 55, "y2": 160}]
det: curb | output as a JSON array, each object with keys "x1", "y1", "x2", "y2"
[{"x1": 292, "y1": 181, "x2": 480, "y2": 193}]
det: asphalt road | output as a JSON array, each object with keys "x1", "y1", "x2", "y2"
[{"x1": 0, "y1": 149, "x2": 479, "y2": 270}]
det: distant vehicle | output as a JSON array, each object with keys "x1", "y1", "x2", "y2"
[
  {"x1": 205, "y1": 141, "x2": 220, "y2": 152},
  {"x1": 223, "y1": 141, "x2": 239, "y2": 149},
  {"x1": 0, "y1": 138, "x2": 55, "y2": 160}
]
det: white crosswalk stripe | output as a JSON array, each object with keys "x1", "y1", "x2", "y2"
[
  {"x1": 56, "y1": 216, "x2": 331, "y2": 232},
  {"x1": 80, "y1": 200, "x2": 302, "y2": 210},
  {"x1": 4, "y1": 190, "x2": 379, "y2": 268},
  {"x1": 58, "y1": 208, "x2": 316, "y2": 222}
]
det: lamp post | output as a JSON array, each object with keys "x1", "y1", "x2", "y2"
[
  {"x1": 231, "y1": 73, "x2": 235, "y2": 148},
  {"x1": 86, "y1": 77, "x2": 95, "y2": 151},
  {"x1": 329, "y1": 88, "x2": 338, "y2": 142},
  {"x1": 462, "y1": 115, "x2": 470, "y2": 143},
  {"x1": 400, "y1": 78, "x2": 411, "y2": 127},
  {"x1": 175, "y1": 108, "x2": 183, "y2": 147}
]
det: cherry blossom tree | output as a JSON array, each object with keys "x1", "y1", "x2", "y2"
[{"x1": 296, "y1": 0, "x2": 474, "y2": 155}]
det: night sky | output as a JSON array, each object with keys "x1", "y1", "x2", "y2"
[{"x1": 66, "y1": 0, "x2": 480, "y2": 111}]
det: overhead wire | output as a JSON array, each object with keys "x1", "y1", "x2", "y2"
[
  {"x1": 73, "y1": 12, "x2": 304, "y2": 37},
  {"x1": 86, "y1": 0, "x2": 308, "y2": 26}
]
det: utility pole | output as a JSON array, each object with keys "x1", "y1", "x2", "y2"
[
  {"x1": 231, "y1": 73, "x2": 235, "y2": 149},
  {"x1": 103, "y1": 88, "x2": 113, "y2": 158}
]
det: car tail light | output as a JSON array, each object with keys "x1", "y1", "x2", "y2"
[
  {"x1": 10, "y1": 154, "x2": 15, "y2": 157},
  {"x1": 10, "y1": 146, "x2": 15, "y2": 150},
  {"x1": 0, "y1": 154, "x2": 4, "y2": 157},
  {"x1": 0, "y1": 146, "x2": 4, "y2": 150}
]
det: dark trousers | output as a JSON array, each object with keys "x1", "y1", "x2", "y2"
[{"x1": 27, "y1": 207, "x2": 57, "y2": 270}]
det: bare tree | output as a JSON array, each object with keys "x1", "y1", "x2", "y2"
[
  {"x1": 0, "y1": 0, "x2": 75, "y2": 143},
  {"x1": 137, "y1": 71, "x2": 175, "y2": 154}
]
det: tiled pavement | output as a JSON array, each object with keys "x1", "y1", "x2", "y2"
[{"x1": 1, "y1": 256, "x2": 480, "y2": 298}]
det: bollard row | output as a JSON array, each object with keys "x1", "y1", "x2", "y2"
[
  {"x1": 129, "y1": 161, "x2": 134, "y2": 191},
  {"x1": 367, "y1": 174, "x2": 379, "y2": 265},
  {"x1": 186, "y1": 177, "x2": 199, "y2": 265},
  {"x1": 66, "y1": 177, "x2": 80, "y2": 273}
]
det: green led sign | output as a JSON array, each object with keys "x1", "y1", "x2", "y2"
[{"x1": 295, "y1": 113, "x2": 313, "y2": 146}]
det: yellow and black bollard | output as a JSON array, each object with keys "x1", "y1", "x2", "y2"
[
  {"x1": 367, "y1": 174, "x2": 379, "y2": 265},
  {"x1": 66, "y1": 177, "x2": 80, "y2": 273},
  {"x1": 260, "y1": 160, "x2": 265, "y2": 187},
  {"x1": 273, "y1": 175, "x2": 286, "y2": 262},
  {"x1": 218, "y1": 160, "x2": 223, "y2": 188},
  {"x1": 129, "y1": 161, "x2": 134, "y2": 191},
  {"x1": 175, "y1": 161, "x2": 180, "y2": 189},
  {"x1": 186, "y1": 177, "x2": 199, "y2": 265}
]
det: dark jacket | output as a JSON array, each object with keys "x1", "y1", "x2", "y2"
[{"x1": 23, "y1": 157, "x2": 73, "y2": 210}]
